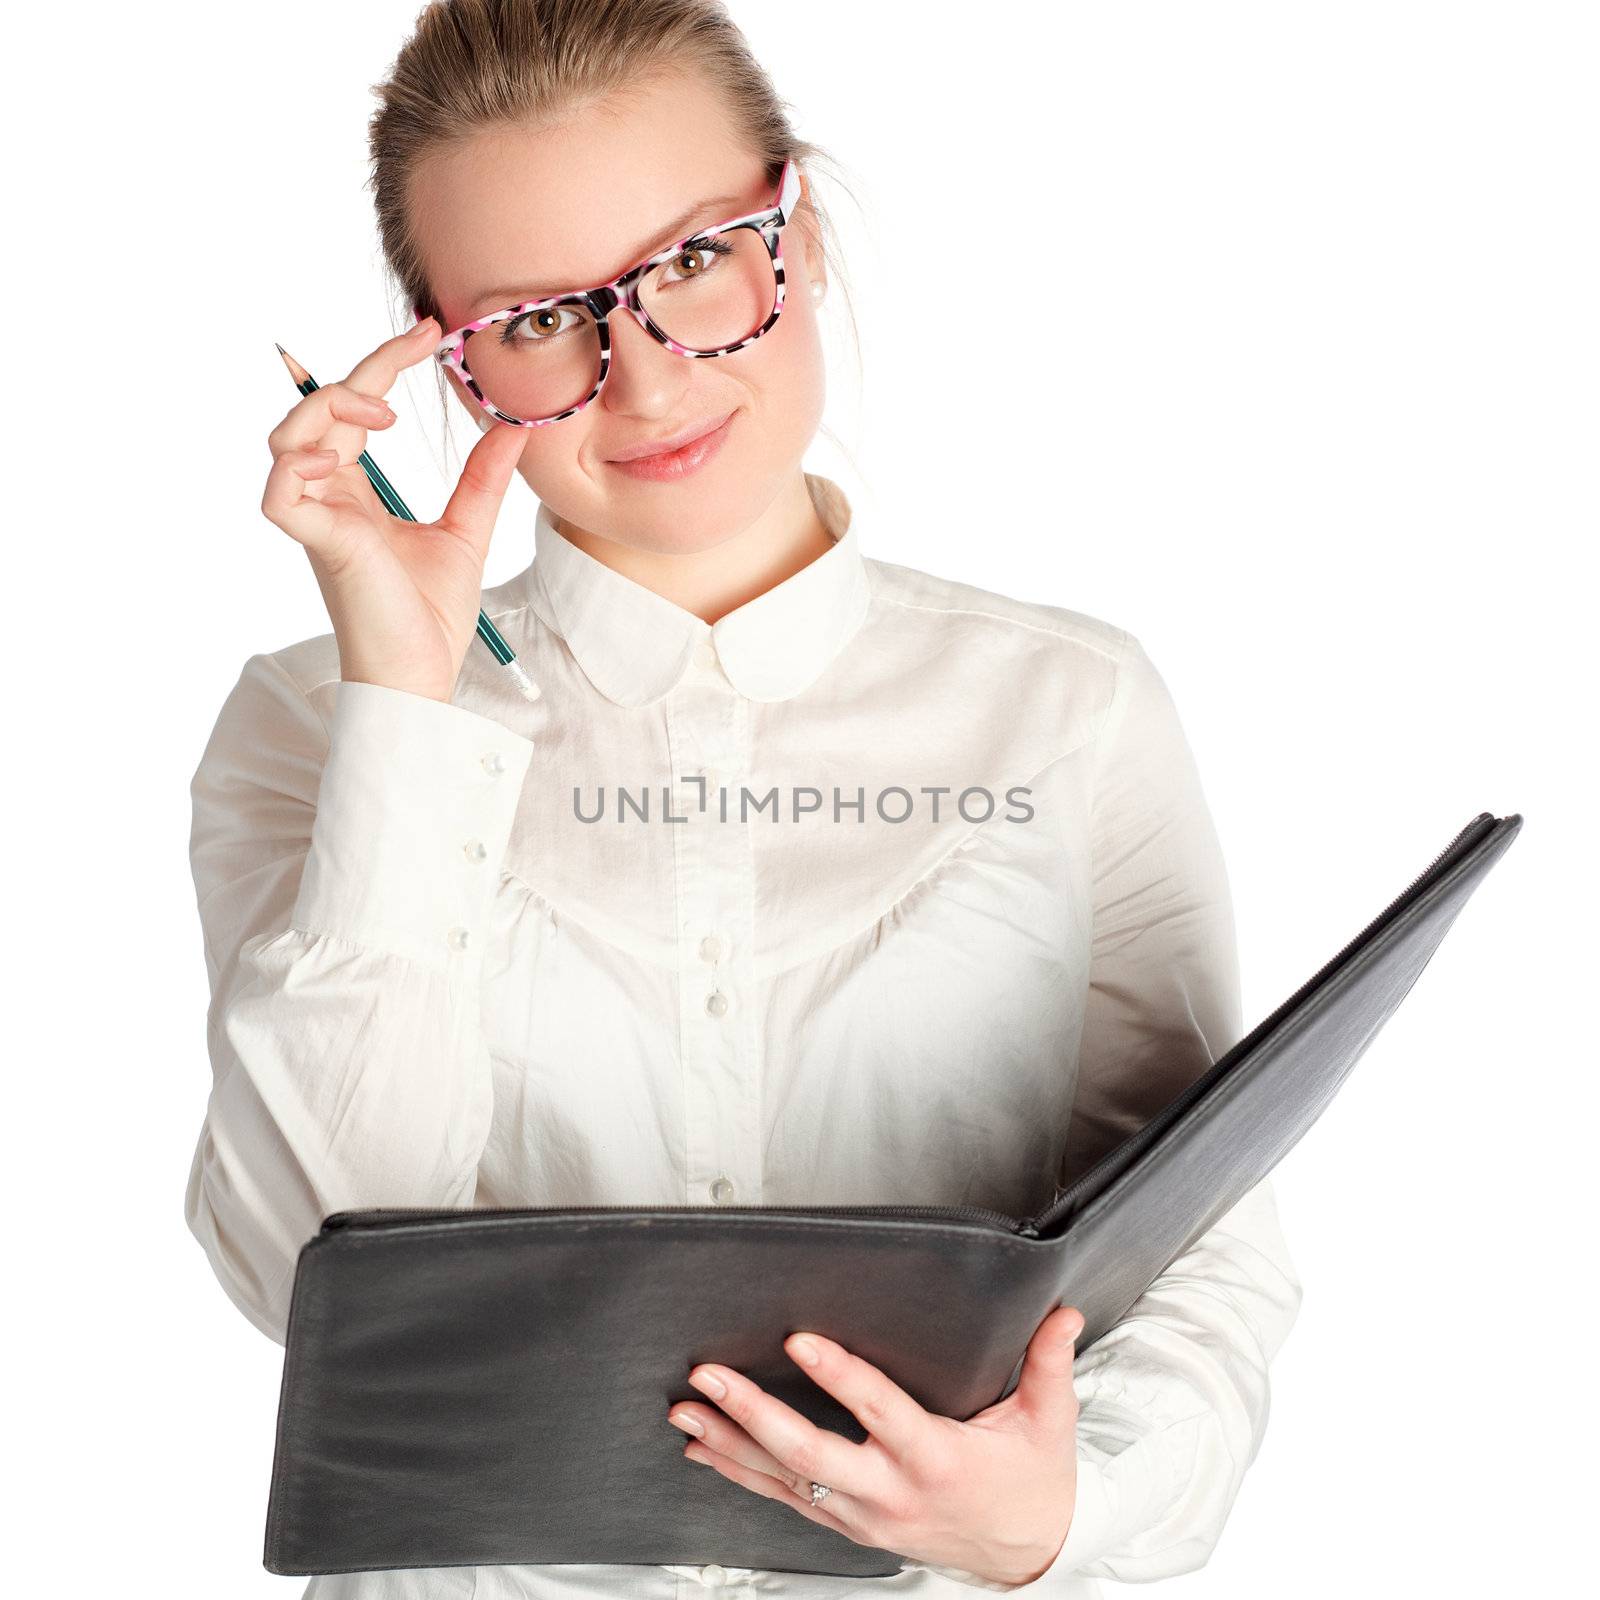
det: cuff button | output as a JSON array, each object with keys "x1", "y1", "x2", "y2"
[
  {"x1": 463, "y1": 839, "x2": 488, "y2": 864},
  {"x1": 446, "y1": 925, "x2": 471, "y2": 951},
  {"x1": 482, "y1": 750, "x2": 507, "y2": 777}
]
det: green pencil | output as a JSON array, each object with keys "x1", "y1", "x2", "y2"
[{"x1": 275, "y1": 341, "x2": 540, "y2": 704}]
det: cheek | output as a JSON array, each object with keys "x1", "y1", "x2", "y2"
[
  {"x1": 736, "y1": 292, "x2": 827, "y2": 424},
  {"x1": 514, "y1": 421, "x2": 585, "y2": 486}
]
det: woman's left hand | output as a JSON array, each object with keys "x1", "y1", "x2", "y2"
[{"x1": 667, "y1": 1303, "x2": 1087, "y2": 1588}]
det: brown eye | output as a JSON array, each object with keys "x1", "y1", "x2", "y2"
[
  {"x1": 498, "y1": 304, "x2": 583, "y2": 348},
  {"x1": 654, "y1": 237, "x2": 733, "y2": 291}
]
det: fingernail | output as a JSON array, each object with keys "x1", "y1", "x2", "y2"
[
  {"x1": 669, "y1": 1412, "x2": 704, "y2": 1437},
  {"x1": 789, "y1": 1335, "x2": 821, "y2": 1368},
  {"x1": 689, "y1": 1368, "x2": 727, "y2": 1400}
]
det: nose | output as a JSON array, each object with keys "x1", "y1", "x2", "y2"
[
  {"x1": 598, "y1": 304, "x2": 693, "y2": 410},
  {"x1": 606, "y1": 296, "x2": 678, "y2": 356}
]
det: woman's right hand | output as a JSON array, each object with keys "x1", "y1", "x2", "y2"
[{"x1": 262, "y1": 317, "x2": 529, "y2": 703}]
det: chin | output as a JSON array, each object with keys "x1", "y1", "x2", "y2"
[{"x1": 614, "y1": 482, "x2": 773, "y2": 556}]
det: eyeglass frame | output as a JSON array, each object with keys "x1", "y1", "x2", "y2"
[{"x1": 418, "y1": 158, "x2": 804, "y2": 428}]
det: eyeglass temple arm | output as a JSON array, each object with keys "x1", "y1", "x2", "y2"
[{"x1": 776, "y1": 158, "x2": 802, "y2": 223}]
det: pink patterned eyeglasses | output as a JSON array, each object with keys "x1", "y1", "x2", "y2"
[{"x1": 421, "y1": 159, "x2": 804, "y2": 427}]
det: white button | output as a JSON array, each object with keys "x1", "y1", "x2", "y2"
[
  {"x1": 694, "y1": 639, "x2": 718, "y2": 670},
  {"x1": 463, "y1": 839, "x2": 487, "y2": 864},
  {"x1": 446, "y1": 926, "x2": 470, "y2": 951},
  {"x1": 705, "y1": 989, "x2": 729, "y2": 1018},
  {"x1": 709, "y1": 1179, "x2": 735, "y2": 1205},
  {"x1": 699, "y1": 934, "x2": 724, "y2": 964},
  {"x1": 481, "y1": 751, "x2": 506, "y2": 777}
]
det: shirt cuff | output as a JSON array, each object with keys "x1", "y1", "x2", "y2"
[
  {"x1": 1026, "y1": 1453, "x2": 1118, "y2": 1581},
  {"x1": 291, "y1": 680, "x2": 535, "y2": 970}
]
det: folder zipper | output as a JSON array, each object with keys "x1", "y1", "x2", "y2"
[{"x1": 320, "y1": 1201, "x2": 1038, "y2": 1236}]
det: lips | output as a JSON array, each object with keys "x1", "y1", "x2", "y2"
[{"x1": 607, "y1": 412, "x2": 734, "y2": 462}]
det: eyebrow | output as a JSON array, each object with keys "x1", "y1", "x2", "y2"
[{"x1": 466, "y1": 189, "x2": 753, "y2": 311}]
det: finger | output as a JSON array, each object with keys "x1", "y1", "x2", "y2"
[
  {"x1": 338, "y1": 314, "x2": 441, "y2": 406},
  {"x1": 685, "y1": 1362, "x2": 870, "y2": 1499},
  {"x1": 781, "y1": 1333, "x2": 933, "y2": 1460},
  {"x1": 435, "y1": 418, "x2": 527, "y2": 563},
  {"x1": 670, "y1": 1402, "x2": 801, "y2": 1487},
  {"x1": 267, "y1": 383, "x2": 397, "y2": 460},
  {"x1": 260, "y1": 447, "x2": 344, "y2": 549},
  {"x1": 680, "y1": 1438, "x2": 857, "y2": 1538},
  {"x1": 1009, "y1": 1306, "x2": 1085, "y2": 1435}
]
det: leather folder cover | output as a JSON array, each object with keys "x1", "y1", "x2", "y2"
[{"x1": 263, "y1": 809, "x2": 1522, "y2": 1578}]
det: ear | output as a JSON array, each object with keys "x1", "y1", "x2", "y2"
[{"x1": 793, "y1": 165, "x2": 828, "y2": 300}]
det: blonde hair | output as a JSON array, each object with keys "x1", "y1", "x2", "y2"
[{"x1": 366, "y1": 0, "x2": 861, "y2": 451}]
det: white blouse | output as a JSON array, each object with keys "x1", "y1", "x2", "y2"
[{"x1": 184, "y1": 471, "x2": 1302, "y2": 1600}]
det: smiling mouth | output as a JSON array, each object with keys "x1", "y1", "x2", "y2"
[{"x1": 608, "y1": 412, "x2": 735, "y2": 462}]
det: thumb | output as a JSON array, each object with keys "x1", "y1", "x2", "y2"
[
  {"x1": 437, "y1": 419, "x2": 527, "y2": 563},
  {"x1": 1010, "y1": 1305, "x2": 1085, "y2": 1433}
]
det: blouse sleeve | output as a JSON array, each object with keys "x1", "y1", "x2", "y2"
[
  {"x1": 916, "y1": 630, "x2": 1303, "y2": 1590},
  {"x1": 181, "y1": 652, "x2": 535, "y2": 1345}
]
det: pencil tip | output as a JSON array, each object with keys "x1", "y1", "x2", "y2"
[{"x1": 274, "y1": 342, "x2": 312, "y2": 386}]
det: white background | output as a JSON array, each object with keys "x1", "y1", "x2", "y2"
[{"x1": 6, "y1": 2, "x2": 1595, "y2": 1593}]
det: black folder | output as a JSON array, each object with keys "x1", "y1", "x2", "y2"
[{"x1": 263, "y1": 809, "x2": 1522, "y2": 1578}]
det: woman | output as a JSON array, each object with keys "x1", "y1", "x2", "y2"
[{"x1": 183, "y1": 2, "x2": 1302, "y2": 1595}]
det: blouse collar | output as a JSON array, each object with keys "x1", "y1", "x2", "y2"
[{"x1": 520, "y1": 472, "x2": 872, "y2": 707}]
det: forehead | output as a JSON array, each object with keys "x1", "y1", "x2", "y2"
[{"x1": 410, "y1": 72, "x2": 768, "y2": 326}]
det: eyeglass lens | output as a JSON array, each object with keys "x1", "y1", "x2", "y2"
[{"x1": 462, "y1": 228, "x2": 778, "y2": 423}]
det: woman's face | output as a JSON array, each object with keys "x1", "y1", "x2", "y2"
[{"x1": 409, "y1": 68, "x2": 829, "y2": 556}]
